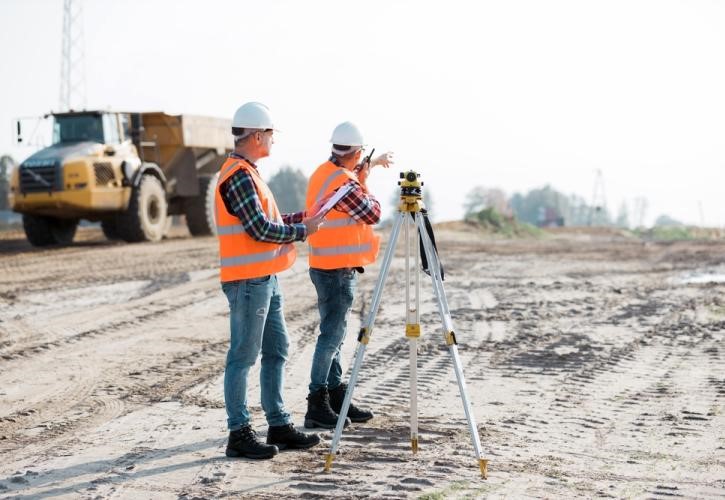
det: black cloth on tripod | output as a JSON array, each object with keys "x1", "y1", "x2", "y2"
[{"x1": 410, "y1": 210, "x2": 444, "y2": 281}]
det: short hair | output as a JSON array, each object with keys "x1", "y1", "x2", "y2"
[
  {"x1": 232, "y1": 127, "x2": 270, "y2": 146},
  {"x1": 232, "y1": 127, "x2": 249, "y2": 146},
  {"x1": 331, "y1": 144, "x2": 360, "y2": 159}
]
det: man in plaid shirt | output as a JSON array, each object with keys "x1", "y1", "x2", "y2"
[{"x1": 219, "y1": 102, "x2": 327, "y2": 460}]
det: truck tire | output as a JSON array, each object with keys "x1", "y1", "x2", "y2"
[
  {"x1": 161, "y1": 214, "x2": 173, "y2": 239},
  {"x1": 101, "y1": 219, "x2": 121, "y2": 240},
  {"x1": 23, "y1": 214, "x2": 78, "y2": 246},
  {"x1": 184, "y1": 173, "x2": 218, "y2": 236},
  {"x1": 116, "y1": 175, "x2": 168, "y2": 243}
]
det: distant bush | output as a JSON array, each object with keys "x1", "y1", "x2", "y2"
[
  {"x1": 654, "y1": 214, "x2": 684, "y2": 227},
  {"x1": 633, "y1": 226, "x2": 725, "y2": 241},
  {"x1": 465, "y1": 207, "x2": 542, "y2": 237},
  {"x1": 475, "y1": 207, "x2": 503, "y2": 228}
]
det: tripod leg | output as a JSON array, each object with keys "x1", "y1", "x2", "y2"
[
  {"x1": 405, "y1": 213, "x2": 420, "y2": 454},
  {"x1": 415, "y1": 215, "x2": 489, "y2": 479},
  {"x1": 325, "y1": 211, "x2": 405, "y2": 472}
]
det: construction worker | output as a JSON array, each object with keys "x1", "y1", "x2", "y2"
[
  {"x1": 303, "y1": 121, "x2": 393, "y2": 429},
  {"x1": 217, "y1": 102, "x2": 327, "y2": 459}
]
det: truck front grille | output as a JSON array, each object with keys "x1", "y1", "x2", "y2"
[
  {"x1": 94, "y1": 162, "x2": 115, "y2": 186},
  {"x1": 19, "y1": 165, "x2": 59, "y2": 193}
]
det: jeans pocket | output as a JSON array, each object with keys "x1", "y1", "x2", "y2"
[
  {"x1": 310, "y1": 269, "x2": 334, "y2": 302},
  {"x1": 221, "y1": 282, "x2": 238, "y2": 308}
]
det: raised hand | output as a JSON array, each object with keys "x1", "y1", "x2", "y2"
[{"x1": 371, "y1": 151, "x2": 394, "y2": 169}]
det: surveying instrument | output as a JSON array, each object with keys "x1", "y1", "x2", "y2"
[{"x1": 324, "y1": 170, "x2": 488, "y2": 478}]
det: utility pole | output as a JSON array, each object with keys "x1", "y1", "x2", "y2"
[
  {"x1": 632, "y1": 196, "x2": 648, "y2": 228},
  {"x1": 59, "y1": 0, "x2": 86, "y2": 111},
  {"x1": 588, "y1": 169, "x2": 607, "y2": 226}
]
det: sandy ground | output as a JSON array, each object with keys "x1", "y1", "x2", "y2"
[{"x1": 0, "y1": 225, "x2": 723, "y2": 499}]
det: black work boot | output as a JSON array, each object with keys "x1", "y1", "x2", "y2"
[
  {"x1": 304, "y1": 388, "x2": 351, "y2": 429},
  {"x1": 226, "y1": 425, "x2": 278, "y2": 459},
  {"x1": 267, "y1": 423, "x2": 321, "y2": 450},
  {"x1": 329, "y1": 383, "x2": 374, "y2": 423}
]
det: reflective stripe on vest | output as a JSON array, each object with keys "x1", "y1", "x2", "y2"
[
  {"x1": 220, "y1": 161, "x2": 240, "y2": 180},
  {"x1": 220, "y1": 244, "x2": 294, "y2": 267},
  {"x1": 309, "y1": 242, "x2": 373, "y2": 257},
  {"x1": 314, "y1": 169, "x2": 347, "y2": 202},
  {"x1": 319, "y1": 217, "x2": 357, "y2": 229},
  {"x1": 216, "y1": 223, "x2": 247, "y2": 236}
]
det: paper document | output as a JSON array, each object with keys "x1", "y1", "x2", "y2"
[{"x1": 314, "y1": 183, "x2": 355, "y2": 218}]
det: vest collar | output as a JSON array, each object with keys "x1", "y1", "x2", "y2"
[
  {"x1": 329, "y1": 155, "x2": 364, "y2": 175},
  {"x1": 328, "y1": 155, "x2": 345, "y2": 168},
  {"x1": 230, "y1": 152, "x2": 259, "y2": 171}
]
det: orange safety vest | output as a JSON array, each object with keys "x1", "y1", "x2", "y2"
[
  {"x1": 305, "y1": 161, "x2": 380, "y2": 269},
  {"x1": 215, "y1": 157, "x2": 296, "y2": 282}
]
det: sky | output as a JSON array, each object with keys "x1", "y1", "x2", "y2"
[{"x1": 1, "y1": 0, "x2": 724, "y2": 226}]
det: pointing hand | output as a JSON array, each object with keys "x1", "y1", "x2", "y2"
[{"x1": 371, "y1": 151, "x2": 394, "y2": 169}]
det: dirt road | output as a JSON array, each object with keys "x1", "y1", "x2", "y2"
[{"x1": 0, "y1": 226, "x2": 723, "y2": 498}]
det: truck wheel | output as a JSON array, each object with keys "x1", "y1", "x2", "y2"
[
  {"x1": 184, "y1": 173, "x2": 218, "y2": 236},
  {"x1": 116, "y1": 175, "x2": 168, "y2": 242},
  {"x1": 101, "y1": 219, "x2": 121, "y2": 240},
  {"x1": 161, "y1": 214, "x2": 173, "y2": 239},
  {"x1": 23, "y1": 214, "x2": 78, "y2": 246}
]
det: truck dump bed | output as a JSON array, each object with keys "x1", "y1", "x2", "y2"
[
  {"x1": 139, "y1": 113, "x2": 232, "y2": 167},
  {"x1": 138, "y1": 112, "x2": 232, "y2": 197}
]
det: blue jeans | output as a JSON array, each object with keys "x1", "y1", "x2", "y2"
[
  {"x1": 308, "y1": 268, "x2": 357, "y2": 393},
  {"x1": 222, "y1": 275, "x2": 291, "y2": 430}
]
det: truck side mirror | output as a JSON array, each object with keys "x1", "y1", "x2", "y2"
[{"x1": 16, "y1": 120, "x2": 22, "y2": 143}]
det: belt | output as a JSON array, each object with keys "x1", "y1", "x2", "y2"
[{"x1": 311, "y1": 267, "x2": 364, "y2": 274}]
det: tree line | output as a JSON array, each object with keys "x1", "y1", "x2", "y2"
[
  {"x1": 463, "y1": 185, "x2": 661, "y2": 229},
  {"x1": 0, "y1": 159, "x2": 680, "y2": 228}
]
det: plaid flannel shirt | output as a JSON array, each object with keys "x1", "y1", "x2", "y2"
[{"x1": 329, "y1": 157, "x2": 381, "y2": 224}]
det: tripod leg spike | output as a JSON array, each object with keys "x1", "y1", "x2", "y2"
[
  {"x1": 479, "y1": 458, "x2": 488, "y2": 479},
  {"x1": 324, "y1": 453, "x2": 334, "y2": 472}
]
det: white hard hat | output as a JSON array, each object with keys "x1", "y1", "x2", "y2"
[
  {"x1": 330, "y1": 121, "x2": 364, "y2": 147},
  {"x1": 232, "y1": 102, "x2": 275, "y2": 130}
]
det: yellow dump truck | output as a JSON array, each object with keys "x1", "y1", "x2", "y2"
[{"x1": 10, "y1": 110, "x2": 231, "y2": 246}]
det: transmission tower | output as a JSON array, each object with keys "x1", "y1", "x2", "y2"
[
  {"x1": 632, "y1": 196, "x2": 648, "y2": 228},
  {"x1": 588, "y1": 169, "x2": 607, "y2": 226},
  {"x1": 59, "y1": 0, "x2": 86, "y2": 111}
]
